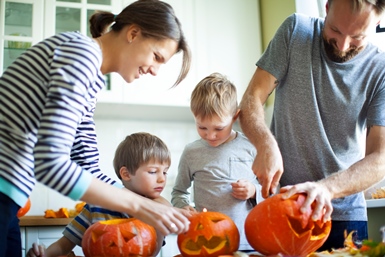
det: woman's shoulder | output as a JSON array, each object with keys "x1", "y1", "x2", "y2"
[{"x1": 42, "y1": 32, "x2": 99, "y2": 55}]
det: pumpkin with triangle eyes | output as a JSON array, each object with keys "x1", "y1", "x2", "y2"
[
  {"x1": 177, "y1": 211, "x2": 240, "y2": 257},
  {"x1": 245, "y1": 193, "x2": 331, "y2": 257},
  {"x1": 82, "y1": 218, "x2": 156, "y2": 257}
]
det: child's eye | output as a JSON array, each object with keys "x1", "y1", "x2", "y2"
[
  {"x1": 148, "y1": 171, "x2": 156, "y2": 174},
  {"x1": 163, "y1": 172, "x2": 168, "y2": 176}
]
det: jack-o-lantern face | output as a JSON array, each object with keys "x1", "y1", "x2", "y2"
[
  {"x1": 245, "y1": 193, "x2": 331, "y2": 257},
  {"x1": 82, "y1": 218, "x2": 156, "y2": 257},
  {"x1": 177, "y1": 211, "x2": 239, "y2": 257}
]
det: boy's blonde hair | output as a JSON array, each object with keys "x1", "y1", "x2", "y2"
[
  {"x1": 113, "y1": 132, "x2": 171, "y2": 179},
  {"x1": 190, "y1": 72, "x2": 238, "y2": 119}
]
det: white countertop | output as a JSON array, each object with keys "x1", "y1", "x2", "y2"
[{"x1": 366, "y1": 199, "x2": 385, "y2": 208}]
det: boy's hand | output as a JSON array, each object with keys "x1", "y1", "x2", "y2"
[
  {"x1": 231, "y1": 179, "x2": 256, "y2": 200},
  {"x1": 26, "y1": 243, "x2": 45, "y2": 257}
]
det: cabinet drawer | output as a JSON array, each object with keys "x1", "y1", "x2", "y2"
[{"x1": 24, "y1": 226, "x2": 83, "y2": 256}]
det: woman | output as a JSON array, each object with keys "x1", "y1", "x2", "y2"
[{"x1": 0, "y1": 1, "x2": 191, "y2": 256}]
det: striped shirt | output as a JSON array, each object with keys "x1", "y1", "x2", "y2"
[
  {"x1": 64, "y1": 203, "x2": 129, "y2": 246},
  {"x1": 0, "y1": 31, "x2": 116, "y2": 208}
]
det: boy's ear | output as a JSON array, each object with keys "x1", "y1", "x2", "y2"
[
  {"x1": 120, "y1": 167, "x2": 132, "y2": 181},
  {"x1": 233, "y1": 109, "x2": 241, "y2": 121}
]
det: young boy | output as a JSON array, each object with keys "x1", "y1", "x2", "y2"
[
  {"x1": 27, "y1": 132, "x2": 172, "y2": 257},
  {"x1": 171, "y1": 72, "x2": 262, "y2": 252}
]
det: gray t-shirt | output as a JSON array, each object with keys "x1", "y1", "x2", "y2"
[
  {"x1": 257, "y1": 13, "x2": 385, "y2": 221},
  {"x1": 171, "y1": 131, "x2": 260, "y2": 251}
]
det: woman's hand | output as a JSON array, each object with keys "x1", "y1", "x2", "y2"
[
  {"x1": 182, "y1": 205, "x2": 197, "y2": 213},
  {"x1": 132, "y1": 197, "x2": 191, "y2": 236}
]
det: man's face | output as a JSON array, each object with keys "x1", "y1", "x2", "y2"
[{"x1": 322, "y1": 0, "x2": 379, "y2": 63}]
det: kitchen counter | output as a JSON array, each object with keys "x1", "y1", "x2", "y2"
[
  {"x1": 19, "y1": 215, "x2": 73, "y2": 227},
  {"x1": 366, "y1": 198, "x2": 385, "y2": 208}
]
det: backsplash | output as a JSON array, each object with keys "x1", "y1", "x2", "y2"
[{"x1": 27, "y1": 116, "x2": 199, "y2": 215}]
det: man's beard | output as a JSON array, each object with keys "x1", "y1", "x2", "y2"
[{"x1": 323, "y1": 36, "x2": 363, "y2": 63}]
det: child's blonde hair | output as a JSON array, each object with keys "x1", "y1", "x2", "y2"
[
  {"x1": 113, "y1": 132, "x2": 171, "y2": 179},
  {"x1": 190, "y1": 72, "x2": 238, "y2": 119}
]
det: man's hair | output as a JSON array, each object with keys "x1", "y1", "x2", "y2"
[
  {"x1": 328, "y1": 0, "x2": 385, "y2": 16},
  {"x1": 113, "y1": 132, "x2": 171, "y2": 179},
  {"x1": 190, "y1": 72, "x2": 238, "y2": 120}
]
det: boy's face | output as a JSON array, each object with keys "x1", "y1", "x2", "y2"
[
  {"x1": 121, "y1": 160, "x2": 169, "y2": 199},
  {"x1": 194, "y1": 114, "x2": 236, "y2": 147}
]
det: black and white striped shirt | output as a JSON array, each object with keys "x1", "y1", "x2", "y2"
[{"x1": 0, "y1": 31, "x2": 116, "y2": 207}]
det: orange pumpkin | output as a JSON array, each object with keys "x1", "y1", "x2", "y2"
[
  {"x1": 82, "y1": 218, "x2": 156, "y2": 257},
  {"x1": 17, "y1": 198, "x2": 31, "y2": 218},
  {"x1": 245, "y1": 193, "x2": 331, "y2": 257},
  {"x1": 177, "y1": 211, "x2": 240, "y2": 257}
]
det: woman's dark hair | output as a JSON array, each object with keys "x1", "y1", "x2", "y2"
[{"x1": 89, "y1": 0, "x2": 191, "y2": 86}]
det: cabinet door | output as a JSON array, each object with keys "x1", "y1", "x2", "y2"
[
  {"x1": 20, "y1": 227, "x2": 26, "y2": 257},
  {"x1": 0, "y1": 0, "x2": 44, "y2": 73},
  {"x1": 25, "y1": 226, "x2": 84, "y2": 256},
  {"x1": 44, "y1": 0, "x2": 124, "y2": 103}
]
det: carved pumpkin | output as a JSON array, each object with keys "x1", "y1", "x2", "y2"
[
  {"x1": 177, "y1": 210, "x2": 240, "y2": 257},
  {"x1": 82, "y1": 218, "x2": 156, "y2": 257},
  {"x1": 17, "y1": 198, "x2": 31, "y2": 218},
  {"x1": 245, "y1": 193, "x2": 331, "y2": 257}
]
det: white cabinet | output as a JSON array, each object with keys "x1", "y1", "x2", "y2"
[
  {"x1": 115, "y1": 0, "x2": 262, "y2": 107},
  {"x1": 0, "y1": 0, "x2": 124, "y2": 101},
  {"x1": 21, "y1": 226, "x2": 83, "y2": 257},
  {"x1": 43, "y1": 0, "x2": 124, "y2": 103},
  {"x1": 1, "y1": 0, "x2": 262, "y2": 111},
  {"x1": 0, "y1": 0, "x2": 44, "y2": 72},
  {"x1": 161, "y1": 234, "x2": 180, "y2": 256}
]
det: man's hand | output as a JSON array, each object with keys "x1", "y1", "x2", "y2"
[
  {"x1": 231, "y1": 179, "x2": 256, "y2": 200},
  {"x1": 253, "y1": 142, "x2": 283, "y2": 199},
  {"x1": 280, "y1": 181, "x2": 333, "y2": 222}
]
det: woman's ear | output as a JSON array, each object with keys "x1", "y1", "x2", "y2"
[
  {"x1": 120, "y1": 166, "x2": 132, "y2": 181},
  {"x1": 126, "y1": 24, "x2": 141, "y2": 43}
]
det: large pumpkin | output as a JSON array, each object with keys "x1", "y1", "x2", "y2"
[
  {"x1": 177, "y1": 210, "x2": 239, "y2": 257},
  {"x1": 82, "y1": 218, "x2": 157, "y2": 257},
  {"x1": 17, "y1": 198, "x2": 31, "y2": 218},
  {"x1": 245, "y1": 193, "x2": 331, "y2": 257}
]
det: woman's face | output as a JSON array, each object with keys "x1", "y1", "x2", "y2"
[{"x1": 118, "y1": 34, "x2": 178, "y2": 83}]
